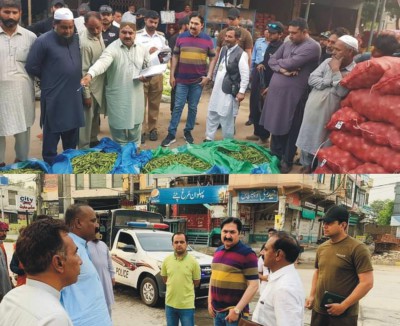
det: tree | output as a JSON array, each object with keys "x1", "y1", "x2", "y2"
[
  {"x1": 370, "y1": 199, "x2": 394, "y2": 225},
  {"x1": 362, "y1": 0, "x2": 400, "y2": 30}
]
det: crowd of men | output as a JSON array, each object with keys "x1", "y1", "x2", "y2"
[
  {"x1": 1, "y1": 0, "x2": 400, "y2": 169},
  {"x1": 0, "y1": 204, "x2": 373, "y2": 326}
]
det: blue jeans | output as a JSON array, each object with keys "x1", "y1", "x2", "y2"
[
  {"x1": 214, "y1": 311, "x2": 241, "y2": 326},
  {"x1": 168, "y1": 82, "x2": 203, "y2": 137},
  {"x1": 165, "y1": 305, "x2": 195, "y2": 326}
]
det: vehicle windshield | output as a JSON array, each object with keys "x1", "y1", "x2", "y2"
[{"x1": 136, "y1": 233, "x2": 192, "y2": 252}]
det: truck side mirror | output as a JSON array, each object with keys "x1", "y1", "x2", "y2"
[
  {"x1": 123, "y1": 244, "x2": 137, "y2": 253},
  {"x1": 117, "y1": 242, "x2": 137, "y2": 253}
]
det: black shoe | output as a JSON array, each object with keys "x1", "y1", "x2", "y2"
[
  {"x1": 149, "y1": 129, "x2": 158, "y2": 141},
  {"x1": 280, "y1": 161, "x2": 293, "y2": 174},
  {"x1": 161, "y1": 133, "x2": 176, "y2": 147},
  {"x1": 203, "y1": 139, "x2": 212, "y2": 143},
  {"x1": 89, "y1": 140, "x2": 100, "y2": 147},
  {"x1": 184, "y1": 131, "x2": 194, "y2": 144},
  {"x1": 245, "y1": 120, "x2": 253, "y2": 126},
  {"x1": 141, "y1": 133, "x2": 146, "y2": 144}
]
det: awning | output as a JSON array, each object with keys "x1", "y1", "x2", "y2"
[{"x1": 302, "y1": 209, "x2": 316, "y2": 220}]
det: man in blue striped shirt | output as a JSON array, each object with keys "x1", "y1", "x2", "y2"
[{"x1": 61, "y1": 204, "x2": 112, "y2": 326}]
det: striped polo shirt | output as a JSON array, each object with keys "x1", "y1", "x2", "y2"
[
  {"x1": 210, "y1": 241, "x2": 259, "y2": 314},
  {"x1": 173, "y1": 30, "x2": 215, "y2": 84}
]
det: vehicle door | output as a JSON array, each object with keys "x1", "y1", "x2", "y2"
[{"x1": 111, "y1": 231, "x2": 140, "y2": 287}]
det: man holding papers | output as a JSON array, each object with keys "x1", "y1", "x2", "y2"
[
  {"x1": 136, "y1": 10, "x2": 171, "y2": 143},
  {"x1": 80, "y1": 21, "x2": 150, "y2": 147}
]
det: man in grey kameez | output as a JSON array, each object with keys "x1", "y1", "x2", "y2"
[
  {"x1": 0, "y1": 0, "x2": 36, "y2": 166},
  {"x1": 81, "y1": 21, "x2": 150, "y2": 147},
  {"x1": 296, "y1": 35, "x2": 358, "y2": 173},
  {"x1": 79, "y1": 11, "x2": 106, "y2": 149},
  {"x1": 260, "y1": 18, "x2": 320, "y2": 173}
]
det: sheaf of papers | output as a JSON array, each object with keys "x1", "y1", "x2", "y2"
[{"x1": 132, "y1": 63, "x2": 168, "y2": 79}]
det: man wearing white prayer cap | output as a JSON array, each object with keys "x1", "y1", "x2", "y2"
[
  {"x1": 296, "y1": 33, "x2": 358, "y2": 173},
  {"x1": 25, "y1": 6, "x2": 85, "y2": 164},
  {"x1": 338, "y1": 35, "x2": 359, "y2": 52}
]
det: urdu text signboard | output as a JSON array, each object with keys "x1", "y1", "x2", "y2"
[
  {"x1": 238, "y1": 189, "x2": 278, "y2": 203},
  {"x1": 149, "y1": 186, "x2": 228, "y2": 205}
]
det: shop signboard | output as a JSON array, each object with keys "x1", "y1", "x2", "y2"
[
  {"x1": 149, "y1": 186, "x2": 228, "y2": 205},
  {"x1": 274, "y1": 214, "x2": 283, "y2": 230},
  {"x1": 238, "y1": 188, "x2": 278, "y2": 203},
  {"x1": 16, "y1": 194, "x2": 36, "y2": 211}
]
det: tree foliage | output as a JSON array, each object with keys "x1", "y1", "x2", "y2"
[
  {"x1": 362, "y1": 0, "x2": 400, "y2": 29},
  {"x1": 370, "y1": 199, "x2": 394, "y2": 225}
]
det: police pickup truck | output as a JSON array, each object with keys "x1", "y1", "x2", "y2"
[{"x1": 110, "y1": 221, "x2": 213, "y2": 307}]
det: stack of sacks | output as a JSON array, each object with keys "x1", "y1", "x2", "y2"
[{"x1": 315, "y1": 57, "x2": 400, "y2": 173}]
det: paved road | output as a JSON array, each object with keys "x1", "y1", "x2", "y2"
[
  {"x1": 4, "y1": 241, "x2": 399, "y2": 325},
  {"x1": 111, "y1": 263, "x2": 400, "y2": 326}
]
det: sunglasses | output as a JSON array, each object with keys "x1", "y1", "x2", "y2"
[{"x1": 268, "y1": 23, "x2": 281, "y2": 30}]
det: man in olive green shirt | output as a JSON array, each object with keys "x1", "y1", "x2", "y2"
[
  {"x1": 161, "y1": 232, "x2": 200, "y2": 326},
  {"x1": 306, "y1": 205, "x2": 374, "y2": 326}
]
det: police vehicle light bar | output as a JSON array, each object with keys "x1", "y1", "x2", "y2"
[{"x1": 126, "y1": 221, "x2": 169, "y2": 229}]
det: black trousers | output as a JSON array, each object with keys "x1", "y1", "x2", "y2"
[
  {"x1": 249, "y1": 67, "x2": 261, "y2": 122},
  {"x1": 42, "y1": 127, "x2": 79, "y2": 164},
  {"x1": 250, "y1": 68, "x2": 270, "y2": 139},
  {"x1": 311, "y1": 310, "x2": 358, "y2": 326},
  {"x1": 270, "y1": 91, "x2": 308, "y2": 165}
]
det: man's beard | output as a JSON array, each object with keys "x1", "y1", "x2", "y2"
[{"x1": 1, "y1": 18, "x2": 18, "y2": 28}]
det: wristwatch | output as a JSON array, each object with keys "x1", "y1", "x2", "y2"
[{"x1": 233, "y1": 307, "x2": 241, "y2": 315}]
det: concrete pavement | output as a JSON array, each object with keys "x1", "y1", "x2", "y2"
[{"x1": 4, "y1": 89, "x2": 302, "y2": 173}]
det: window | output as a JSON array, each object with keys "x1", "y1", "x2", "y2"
[
  {"x1": 8, "y1": 191, "x2": 17, "y2": 205},
  {"x1": 330, "y1": 175, "x2": 336, "y2": 191},
  {"x1": 117, "y1": 232, "x2": 136, "y2": 247},
  {"x1": 89, "y1": 175, "x2": 106, "y2": 189},
  {"x1": 75, "y1": 174, "x2": 84, "y2": 190},
  {"x1": 346, "y1": 179, "x2": 353, "y2": 200},
  {"x1": 317, "y1": 174, "x2": 325, "y2": 184},
  {"x1": 112, "y1": 175, "x2": 123, "y2": 188}
]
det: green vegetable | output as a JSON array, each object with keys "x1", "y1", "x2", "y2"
[
  {"x1": 71, "y1": 152, "x2": 117, "y2": 174},
  {"x1": 219, "y1": 145, "x2": 270, "y2": 165},
  {"x1": 142, "y1": 153, "x2": 211, "y2": 173},
  {"x1": 1, "y1": 168, "x2": 43, "y2": 174}
]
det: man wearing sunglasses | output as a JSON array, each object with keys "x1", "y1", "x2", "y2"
[{"x1": 247, "y1": 22, "x2": 284, "y2": 146}]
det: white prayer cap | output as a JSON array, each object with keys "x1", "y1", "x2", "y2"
[
  {"x1": 338, "y1": 35, "x2": 359, "y2": 52},
  {"x1": 54, "y1": 7, "x2": 74, "y2": 20}
]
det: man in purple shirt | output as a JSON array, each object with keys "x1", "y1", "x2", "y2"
[{"x1": 161, "y1": 12, "x2": 217, "y2": 147}]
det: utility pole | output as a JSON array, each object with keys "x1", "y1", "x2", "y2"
[
  {"x1": 368, "y1": 0, "x2": 381, "y2": 50},
  {"x1": 377, "y1": 0, "x2": 388, "y2": 33},
  {"x1": 36, "y1": 174, "x2": 43, "y2": 215}
]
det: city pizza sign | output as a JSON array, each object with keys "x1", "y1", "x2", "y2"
[{"x1": 16, "y1": 195, "x2": 36, "y2": 211}]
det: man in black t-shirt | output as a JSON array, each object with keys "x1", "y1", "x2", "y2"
[{"x1": 100, "y1": 5, "x2": 119, "y2": 47}]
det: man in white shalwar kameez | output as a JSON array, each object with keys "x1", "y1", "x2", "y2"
[
  {"x1": 205, "y1": 27, "x2": 249, "y2": 140},
  {"x1": 0, "y1": 0, "x2": 36, "y2": 166}
]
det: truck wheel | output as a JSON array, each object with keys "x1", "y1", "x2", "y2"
[
  {"x1": 211, "y1": 235, "x2": 221, "y2": 247},
  {"x1": 140, "y1": 277, "x2": 160, "y2": 307}
]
